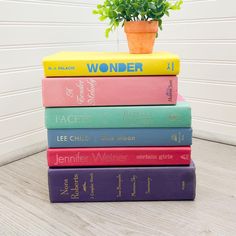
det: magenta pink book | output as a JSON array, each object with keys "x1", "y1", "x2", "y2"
[
  {"x1": 47, "y1": 146, "x2": 191, "y2": 167},
  {"x1": 42, "y1": 76, "x2": 178, "y2": 107}
]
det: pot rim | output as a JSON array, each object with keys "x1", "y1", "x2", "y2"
[{"x1": 124, "y1": 20, "x2": 158, "y2": 33}]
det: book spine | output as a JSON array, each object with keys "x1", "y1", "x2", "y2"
[
  {"x1": 47, "y1": 147, "x2": 191, "y2": 167},
  {"x1": 45, "y1": 103, "x2": 191, "y2": 129},
  {"x1": 43, "y1": 57, "x2": 180, "y2": 77},
  {"x1": 48, "y1": 163, "x2": 196, "y2": 202},
  {"x1": 42, "y1": 76, "x2": 178, "y2": 107},
  {"x1": 47, "y1": 128, "x2": 192, "y2": 148}
]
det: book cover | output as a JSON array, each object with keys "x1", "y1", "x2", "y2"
[
  {"x1": 45, "y1": 98, "x2": 191, "y2": 129},
  {"x1": 43, "y1": 52, "x2": 180, "y2": 77},
  {"x1": 47, "y1": 146, "x2": 191, "y2": 167},
  {"x1": 48, "y1": 162, "x2": 196, "y2": 202},
  {"x1": 42, "y1": 76, "x2": 178, "y2": 107},
  {"x1": 47, "y1": 128, "x2": 192, "y2": 148}
]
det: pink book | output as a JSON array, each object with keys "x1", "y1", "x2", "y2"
[
  {"x1": 47, "y1": 147, "x2": 191, "y2": 167},
  {"x1": 42, "y1": 76, "x2": 178, "y2": 107}
]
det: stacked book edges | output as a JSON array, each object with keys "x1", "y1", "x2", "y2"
[{"x1": 42, "y1": 51, "x2": 196, "y2": 202}]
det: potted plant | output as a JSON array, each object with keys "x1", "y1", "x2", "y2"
[{"x1": 93, "y1": 0, "x2": 183, "y2": 54}]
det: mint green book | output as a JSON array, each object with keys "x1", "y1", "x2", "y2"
[{"x1": 45, "y1": 98, "x2": 191, "y2": 129}]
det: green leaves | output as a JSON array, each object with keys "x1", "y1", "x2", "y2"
[
  {"x1": 93, "y1": 0, "x2": 183, "y2": 38},
  {"x1": 170, "y1": 0, "x2": 183, "y2": 10},
  {"x1": 105, "y1": 28, "x2": 112, "y2": 38}
]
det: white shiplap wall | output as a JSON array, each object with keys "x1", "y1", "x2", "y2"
[
  {"x1": 1, "y1": 0, "x2": 235, "y2": 165},
  {"x1": 0, "y1": 0, "x2": 118, "y2": 165},
  {"x1": 118, "y1": 0, "x2": 236, "y2": 145}
]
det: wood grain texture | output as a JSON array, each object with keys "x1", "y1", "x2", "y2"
[{"x1": 0, "y1": 138, "x2": 236, "y2": 236}]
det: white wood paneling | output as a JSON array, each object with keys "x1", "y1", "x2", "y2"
[
  {"x1": 0, "y1": 110, "x2": 44, "y2": 141},
  {"x1": 188, "y1": 99, "x2": 236, "y2": 124},
  {"x1": 120, "y1": 21, "x2": 236, "y2": 41},
  {"x1": 0, "y1": 69, "x2": 43, "y2": 93},
  {"x1": 0, "y1": 90, "x2": 42, "y2": 117},
  {"x1": 179, "y1": 80, "x2": 236, "y2": 103},
  {"x1": 0, "y1": 25, "x2": 117, "y2": 46},
  {"x1": 0, "y1": 1, "x2": 99, "y2": 23},
  {"x1": 0, "y1": 0, "x2": 118, "y2": 165},
  {"x1": 0, "y1": 43, "x2": 117, "y2": 70},
  {"x1": 119, "y1": 0, "x2": 236, "y2": 145},
  {"x1": 1, "y1": 0, "x2": 236, "y2": 165},
  {"x1": 0, "y1": 129, "x2": 46, "y2": 166},
  {"x1": 180, "y1": 62, "x2": 236, "y2": 83}
]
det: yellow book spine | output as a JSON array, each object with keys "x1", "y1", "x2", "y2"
[{"x1": 43, "y1": 58, "x2": 180, "y2": 77}]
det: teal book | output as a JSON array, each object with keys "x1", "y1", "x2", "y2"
[{"x1": 45, "y1": 97, "x2": 191, "y2": 129}]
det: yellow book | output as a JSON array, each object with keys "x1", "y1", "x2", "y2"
[{"x1": 43, "y1": 51, "x2": 180, "y2": 77}]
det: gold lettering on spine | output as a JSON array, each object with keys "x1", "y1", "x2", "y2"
[
  {"x1": 171, "y1": 132, "x2": 185, "y2": 144},
  {"x1": 60, "y1": 178, "x2": 69, "y2": 196},
  {"x1": 116, "y1": 174, "x2": 122, "y2": 198},
  {"x1": 100, "y1": 136, "x2": 136, "y2": 142},
  {"x1": 100, "y1": 136, "x2": 115, "y2": 141},
  {"x1": 90, "y1": 173, "x2": 95, "y2": 199},
  {"x1": 83, "y1": 182, "x2": 87, "y2": 192},
  {"x1": 167, "y1": 79, "x2": 173, "y2": 102},
  {"x1": 131, "y1": 175, "x2": 137, "y2": 198},
  {"x1": 145, "y1": 177, "x2": 152, "y2": 194},
  {"x1": 116, "y1": 136, "x2": 136, "y2": 141},
  {"x1": 169, "y1": 114, "x2": 178, "y2": 121},
  {"x1": 71, "y1": 174, "x2": 79, "y2": 200},
  {"x1": 123, "y1": 111, "x2": 154, "y2": 125}
]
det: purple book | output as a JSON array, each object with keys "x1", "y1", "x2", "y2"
[{"x1": 48, "y1": 162, "x2": 196, "y2": 202}]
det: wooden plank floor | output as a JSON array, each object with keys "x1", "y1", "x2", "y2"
[{"x1": 0, "y1": 138, "x2": 236, "y2": 236}]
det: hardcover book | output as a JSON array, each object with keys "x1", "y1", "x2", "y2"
[
  {"x1": 45, "y1": 97, "x2": 191, "y2": 129},
  {"x1": 43, "y1": 52, "x2": 180, "y2": 77},
  {"x1": 47, "y1": 146, "x2": 191, "y2": 167},
  {"x1": 42, "y1": 76, "x2": 178, "y2": 107},
  {"x1": 48, "y1": 162, "x2": 196, "y2": 202},
  {"x1": 47, "y1": 128, "x2": 192, "y2": 148}
]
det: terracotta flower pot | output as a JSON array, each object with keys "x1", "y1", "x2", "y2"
[{"x1": 124, "y1": 21, "x2": 158, "y2": 54}]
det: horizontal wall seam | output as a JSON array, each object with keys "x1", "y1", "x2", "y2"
[
  {"x1": 1, "y1": 0, "x2": 97, "y2": 7},
  {"x1": 0, "y1": 41, "x2": 117, "y2": 50},
  {"x1": 180, "y1": 80, "x2": 236, "y2": 87},
  {"x1": 119, "y1": 40, "x2": 236, "y2": 44},
  {"x1": 179, "y1": 78, "x2": 236, "y2": 86},
  {"x1": 193, "y1": 116, "x2": 236, "y2": 126},
  {"x1": 0, "y1": 87, "x2": 41, "y2": 98},
  {"x1": 0, "y1": 108, "x2": 43, "y2": 121},
  {"x1": 185, "y1": 96, "x2": 236, "y2": 107},
  {"x1": 0, "y1": 127, "x2": 45, "y2": 144},
  {"x1": 0, "y1": 66, "x2": 42, "y2": 74},
  {"x1": 1, "y1": 17, "x2": 236, "y2": 25},
  {"x1": 0, "y1": 22, "x2": 106, "y2": 26}
]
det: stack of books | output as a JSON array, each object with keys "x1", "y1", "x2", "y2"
[{"x1": 42, "y1": 52, "x2": 196, "y2": 202}]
